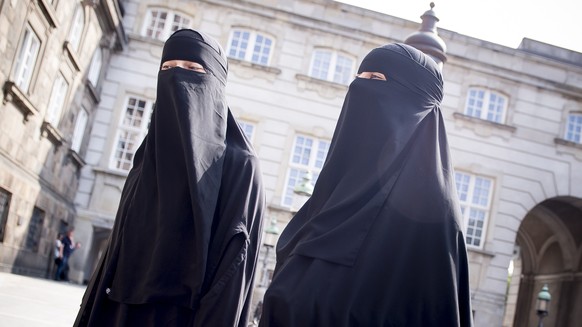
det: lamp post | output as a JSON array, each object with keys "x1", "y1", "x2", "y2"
[
  {"x1": 292, "y1": 171, "x2": 314, "y2": 212},
  {"x1": 260, "y1": 217, "x2": 280, "y2": 287},
  {"x1": 535, "y1": 284, "x2": 551, "y2": 327}
]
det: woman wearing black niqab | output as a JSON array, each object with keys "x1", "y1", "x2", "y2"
[
  {"x1": 74, "y1": 29, "x2": 265, "y2": 327},
  {"x1": 260, "y1": 44, "x2": 473, "y2": 326}
]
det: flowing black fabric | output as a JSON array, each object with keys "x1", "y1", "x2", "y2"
[
  {"x1": 260, "y1": 44, "x2": 473, "y2": 326},
  {"x1": 74, "y1": 29, "x2": 265, "y2": 327}
]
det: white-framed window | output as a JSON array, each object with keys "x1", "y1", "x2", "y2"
[
  {"x1": 565, "y1": 113, "x2": 582, "y2": 143},
  {"x1": 87, "y1": 48, "x2": 102, "y2": 86},
  {"x1": 142, "y1": 8, "x2": 191, "y2": 41},
  {"x1": 13, "y1": 26, "x2": 40, "y2": 92},
  {"x1": 71, "y1": 107, "x2": 88, "y2": 152},
  {"x1": 238, "y1": 121, "x2": 255, "y2": 141},
  {"x1": 110, "y1": 96, "x2": 154, "y2": 171},
  {"x1": 282, "y1": 135, "x2": 330, "y2": 207},
  {"x1": 227, "y1": 29, "x2": 274, "y2": 65},
  {"x1": 464, "y1": 87, "x2": 508, "y2": 124},
  {"x1": 309, "y1": 49, "x2": 354, "y2": 85},
  {"x1": 45, "y1": 73, "x2": 68, "y2": 127},
  {"x1": 455, "y1": 172, "x2": 494, "y2": 248},
  {"x1": 68, "y1": 5, "x2": 85, "y2": 52}
]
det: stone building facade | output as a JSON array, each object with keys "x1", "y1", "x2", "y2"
[
  {"x1": 2, "y1": 0, "x2": 580, "y2": 326},
  {"x1": 0, "y1": 0, "x2": 123, "y2": 277}
]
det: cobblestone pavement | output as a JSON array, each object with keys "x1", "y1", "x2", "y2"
[{"x1": 0, "y1": 272, "x2": 86, "y2": 327}]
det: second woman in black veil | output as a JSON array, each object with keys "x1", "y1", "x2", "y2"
[{"x1": 260, "y1": 44, "x2": 473, "y2": 326}]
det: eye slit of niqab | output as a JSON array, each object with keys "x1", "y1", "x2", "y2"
[
  {"x1": 161, "y1": 59, "x2": 207, "y2": 73},
  {"x1": 356, "y1": 72, "x2": 387, "y2": 81}
]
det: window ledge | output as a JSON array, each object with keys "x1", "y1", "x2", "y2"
[
  {"x1": 41, "y1": 121, "x2": 65, "y2": 147},
  {"x1": 68, "y1": 149, "x2": 86, "y2": 168},
  {"x1": 555, "y1": 138, "x2": 582, "y2": 160},
  {"x1": 467, "y1": 247, "x2": 496, "y2": 257},
  {"x1": 452, "y1": 112, "x2": 516, "y2": 140},
  {"x1": 64, "y1": 41, "x2": 81, "y2": 72},
  {"x1": 229, "y1": 58, "x2": 282, "y2": 75},
  {"x1": 295, "y1": 74, "x2": 348, "y2": 99},
  {"x1": 37, "y1": 0, "x2": 59, "y2": 28},
  {"x1": 92, "y1": 166, "x2": 129, "y2": 178},
  {"x1": 2, "y1": 81, "x2": 38, "y2": 121},
  {"x1": 86, "y1": 80, "x2": 100, "y2": 103}
]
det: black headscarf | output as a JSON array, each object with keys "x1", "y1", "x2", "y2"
[
  {"x1": 75, "y1": 29, "x2": 265, "y2": 327},
  {"x1": 260, "y1": 44, "x2": 473, "y2": 326}
]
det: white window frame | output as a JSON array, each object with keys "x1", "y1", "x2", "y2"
[
  {"x1": 13, "y1": 25, "x2": 41, "y2": 92},
  {"x1": 281, "y1": 135, "x2": 330, "y2": 207},
  {"x1": 109, "y1": 96, "x2": 154, "y2": 172},
  {"x1": 455, "y1": 171, "x2": 494, "y2": 249},
  {"x1": 565, "y1": 112, "x2": 582, "y2": 144},
  {"x1": 45, "y1": 73, "x2": 69, "y2": 127},
  {"x1": 226, "y1": 29, "x2": 274, "y2": 65},
  {"x1": 237, "y1": 120, "x2": 255, "y2": 141},
  {"x1": 464, "y1": 87, "x2": 508, "y2": 124},
  {"x1": 87, "y1": 48, "x2": 102, "y2": 87},
  {"x1": 68, "y1": 5, "x2": 85, "y2": 52},
  {"x1": 71, "y1": 107, "x2": 88, "y2": 152},
  {"x1": 308, "y1": 49, "x2": 355, "y2": 85},
  {"x1": 141, "y1": 8, "x2": 192, "y2": 41}
]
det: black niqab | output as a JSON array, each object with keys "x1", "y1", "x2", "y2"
[
  {"x1": 75, "y1": 29, "x2": 265, "y2": 327},
  {"x1": 260, "y1": 44, "x2": 473, "y2": 326}
]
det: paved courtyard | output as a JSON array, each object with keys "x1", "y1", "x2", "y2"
[{"x1": 0, "y1": 272, "x2": 86, "y2": 326}]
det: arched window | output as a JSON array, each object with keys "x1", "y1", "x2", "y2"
[
  {"x1": 87, "y1": 48, "x2": 102, "y2": 86},
  {"x1": 227, "y1": 29, "x2": 274, "y2": 65},
  {"x1": 464, "y1": 87, "x2": 508, "y2": 124},
  {"x1": 309, "y1": 49, "x2": 354, "y2": 85},
  {"x1": 142, "y1": 8, "x2": 191, "y2": 41},
  {"x1": 68, "y1": 5, "x2": 85, "y2": 52}
]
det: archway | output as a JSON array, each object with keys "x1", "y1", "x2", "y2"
[{"x1": 503, "y1": 196, "x2": 582, "y2": 327}]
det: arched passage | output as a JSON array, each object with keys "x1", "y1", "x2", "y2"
[{"x1": 504, "y1": 196, "x2": 582, "y2": 327}]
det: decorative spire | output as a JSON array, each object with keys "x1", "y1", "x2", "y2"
[{"x1": 404, "y1": 2, "x2": 447, "y2": 68}]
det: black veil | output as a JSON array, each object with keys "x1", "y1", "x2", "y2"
[{"x1": 261, "y1": 44, "x2": 472, "y2": 326}]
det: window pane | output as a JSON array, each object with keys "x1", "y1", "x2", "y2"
[
  {"x1": 333, "y1": 55, "x2": 353, "y2": 85},
  {"x1": 87, "y1": 48, "x2": 103, "y2": 86},
  {"x1": 68, "y1": 6, "x2": 85, "y2": 51},
  {"x1": 112, "y1": 97, "x2": 151, "y2": 171},
  {"x1": 228, "y1": 30, "x2": 250, "y2": 60},
  {"x1": 45, "y1": 74, "x2": 68, "y2": 126},
  {"x1": 455, "y1": 172, "x2": 471, "y2": 202},
  {"x1": 172, "y1": 14, "x2": 189, "y2": 32},
  {"x1": 25, "y1": 207, "x2": 45, "y2": 252},
  {"x1": 238, "y1": 121, "x2": 255, "y2": 140},
  {"x1": 71, "y1": 109, "x2": 88, "y2": 152},
  {"x1": 472, "y1": 177, "x2": 491, "y2": 206},
  {"x1": 466, "y1": 208, "x2": 486, "y2": 247},
  {"x1": 486, "y1": 92, "x2": 506, "y2": 123},
  {"x1": 565, "y1": 113, "x2": 582, "y2": 143},
  {"x1": 0, "y1": 188, "x2": 11, "y2": 242},
  {"x1": 145, "y1": 10, "x2": 167, "y2": 40},
  {"x1": 251, "y1": 34, "x2": 272, "y2": 65},
  {"x1": 310, "y1": 50, "x2": 331, "y2": 80},
  {"x1": 465, "y1": 89, "x2": 485, "y2": 118},
  {"x1": 283, "y1": 136, "x2": 330, "y2": 207},
  {"x1": 14, "y1": 27, "x2": 41, "y2": 92}
]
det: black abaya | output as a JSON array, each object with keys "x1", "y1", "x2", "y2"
[
  {"x1": 260, "y1": 44, "x2": 473, "y2": 326},
  {"x1": 74, "y1": 29, "x2": 265, "y2": 327}
]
